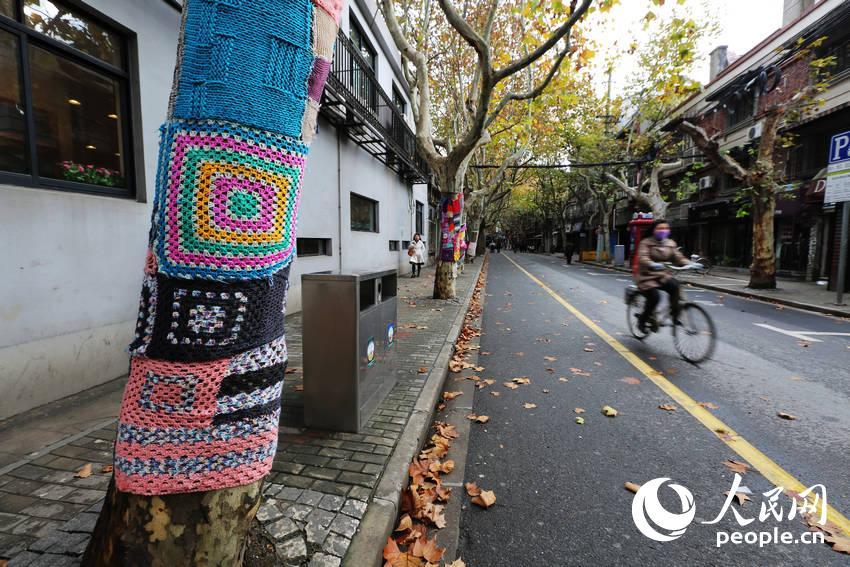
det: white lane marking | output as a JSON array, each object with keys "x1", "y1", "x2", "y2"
[
  {"x1": 693, "y1": 300, "x2": 722, "y2": 306},
  {"x1": 616, "y1": 278, "x2": 632, "y2": 282},
  {"x1": 753, "y1": 323, "x2": 850, "y2": 342}
]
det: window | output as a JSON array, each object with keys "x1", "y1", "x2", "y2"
[
  {"x1": 392, "y1": 86, "x2": 406, "y2": 115},
  {"x1": 726, "y1": 90, "x2": 755, "y2": 127},
  {"x1": 401, "y1": 240, "x2": 410, "y2": 250},
  {"x1": 415, "y1": 200, "x2": 424, "y2": 235},
  {"x1": 0, "y1": 0, "x2": 133, "y2": 196},
  {"x1": 349, "y1": 15, "x2": 377, "y2": 112},
  {"x1": 351, "y1": 193, "x2": 378, "y2": 232},
  {"x1": 826, "y1": 38, "x2": 850, "y2": 75},
  {"x1": 388, "y1": 240, "x2": 399, "y2": 251},
  {"x1": 297, "y1": 238, "x2": 332, "y2": 257}
]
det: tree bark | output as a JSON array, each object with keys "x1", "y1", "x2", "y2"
[
  {"x1": 83, "y1": 479, "x2": 263, "y2": 567},
  {"x1": 748, "y1": 186, "x2": 777, "y2": 289}
]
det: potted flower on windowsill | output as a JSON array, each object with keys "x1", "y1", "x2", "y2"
[{"x1": 61, "y1": 161, "x2": 123, "y2": 188}]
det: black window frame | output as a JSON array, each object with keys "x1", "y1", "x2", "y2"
[
  {"x1": 415, "y1": 200, "x2": 424, "y2": 235},
  {"x1": 296, "y1": 237, "x2": 332, "y2": 257},
  {"x1": 0, "y1": 0, "x2": 140, "y2": 199},
  {"x1": 388, "y1": 240, "x2": 399, "y2": 251},
  {"x1": 349, "y1": 14, "x2": 376, "y2": 70},
  {"x1": 350, "y1": 192, "x2": 379, "y2": 232}
]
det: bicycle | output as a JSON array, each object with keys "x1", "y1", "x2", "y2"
[
  {"x1": 624, "y1": 264, "x2": 717, "y2": 363},
  {"x1": 689, "y1": 254, "x2": 713, "y2": 276}
]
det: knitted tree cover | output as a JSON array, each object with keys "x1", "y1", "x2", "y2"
[{"x1": 116, "y1": 0, "x2": 345, "y2": 496}]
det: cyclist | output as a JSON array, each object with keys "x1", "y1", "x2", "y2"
[{"x1": 635, "y1": 219, "x2": 691, "y2": 333}]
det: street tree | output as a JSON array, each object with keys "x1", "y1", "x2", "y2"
[
  {"x1": 676, "y1": 37, "x2": 834, "y2": 289},
  {"x1": 376, "y1": 0, "x2": 604, "y2": 298}
]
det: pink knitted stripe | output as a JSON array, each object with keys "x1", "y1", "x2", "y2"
[{"x1": 115, "y1": 428, "x2": 277, "y2": 461}]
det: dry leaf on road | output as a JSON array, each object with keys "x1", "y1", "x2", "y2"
[
  {"x1": 447, "y1": 560, "x2": 467, "y2": 567},
  {"x1": 418, "y1": 367, "x2": 429, "y2": 374},
  {"x1": 575, "y1": 417, "x2": 585, "y2": 425},
  {"x1": 503, "y1": 382, "x2": 519, "y2": 390},
  {"x1": 574, "y1": 408, "x2": 585, "y2": 414},
  {"x1": 777, "y1": 412, "x2": 797, "y2": 420},
  {"x1": 826, "y1": 535, "x2": 850, "y2": 554},
  {"x1": 722, "y1": 460, "x2": 752, "y2": 474},
  {"x1": 465, "y1": 482, "x2": 481, "y2": 497},
  {"x1": 524, "y1": 403, "x2": 537, "y2": 410},
  {"x1": 601, "y1": 405, "x2": 618, "y2": 417},
  {"x1": 570, "y1": 368, "x2": 591, "y2": 377},
  {"x1": 724, "y1": 491, "x2": 752, "y2": 505},
  {"x1": 658, "y1": 404, "x2": 677, "y2": 412},
  {"x1": 466, "y1": 414, "x2": 490, "y2": 424},
  {"x1": 472, "y1": 490, "x2": 497, "y2": 509},
  {"x1": 698, "y1": 402, "x2": 720, "y2": 410},
  {"x1": 583, "y1": 347, "x2": 595, "y2": 352},
  {"x1": 559, "y1": 377, "x2": 569, "y2": 382},
  {"x1": 544, "y1": 356, "x2": 558, "y2": 362},
  {"x1": 620, "y1": 377, "x2": 641, "y2": 385},
  {"x1": 624, "y1": 482, "x2": 641, "y2": 494},
  {"x1": 395, "y1": 514, "x2": 413, "y2": 532},
  {"x1": 442, "y1": 391, "x2": 463, "y2": 401}
]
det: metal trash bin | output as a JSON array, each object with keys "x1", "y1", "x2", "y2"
[
  {"x1": 614, "y1": 245, "x2": 625, "y2": 267},
  {"x1": 302, "y1": 269, "x2": 399, "y2": 432}
]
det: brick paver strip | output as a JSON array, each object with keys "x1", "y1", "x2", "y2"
[{"x1": 0, "y1": 263, "x2": 483, "y2": 565}]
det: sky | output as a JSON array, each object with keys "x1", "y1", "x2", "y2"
[{"x1": 589, "y1": 0, "x2": 784, "y2": 96}]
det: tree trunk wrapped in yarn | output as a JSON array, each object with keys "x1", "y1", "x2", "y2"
[{"x1": 84, "y1": 0, "x2": 345, "y2": 563}]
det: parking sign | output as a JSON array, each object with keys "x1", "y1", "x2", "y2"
[{"x1": 826, "y1": 130, "x2": 850, "y2": 203}]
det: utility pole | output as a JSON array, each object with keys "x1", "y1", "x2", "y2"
[{"x1": 837, "y1": 202, "x2": 849, "y2": 305}]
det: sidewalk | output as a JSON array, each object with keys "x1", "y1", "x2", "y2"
[
  {"x1": 0, "y1": 262, "x2": 482, "y2": 566},
  {"x1": 579, "y1": 259, "x2": 850, "y2": 318}
]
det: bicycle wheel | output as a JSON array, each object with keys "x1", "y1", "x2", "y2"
[
  {"x1": 626, "y1": 293, "x2": 650, "y2": 340},
  {"x1": 673, "y1": 303, "x2": 716, "y2": 363}
]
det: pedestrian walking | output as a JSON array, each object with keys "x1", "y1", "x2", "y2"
[
  {"x1": 565, "y1": 240, "x2": 575, "y2": 265},
  {"x1": 408, "y1": 233, "x2": 426, "y2": 277},
  {"x1": 496, "y1": 239, "x2": 502, "y2": 253}
]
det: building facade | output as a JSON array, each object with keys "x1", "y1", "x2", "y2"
[{"x1": 0, "y1": 0, "x2": 430, "y2": 420}]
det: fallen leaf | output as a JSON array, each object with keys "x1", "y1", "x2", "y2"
[
  {"x1": 724, "y1": 491, "x2": 752, "y2": 505},
  {"x1": 826, "y1": 534, "x2": 850, "y2": 554},
  {"x1": 75, "y1": 463, "x2": 93, "y2": 478},
  {"x1": 503, "y1": 382, "x2": 519, "y2": 390},
  {"x1": 490, "y1": 391, "x2": 501, "y2": 397},
  {"x1": 559, "y1": 377, "x2": 569, "y2": 382},
  {"x1": 624, "y1": 482, "x2": 641, "y2": 494},
  {"x1": 570, "y1": 368, "x2": 591, "y2": 377},
  {"x1": 435, "y1": 423, "x2": 459, "y2": 439},
  {"x1": 698, "y1": 402, "x2": 720, "y2": 410},
  {"x1": 447, "y1": 560, "x2": 467, "y2": 567},
  {"x1": 544, "y1": 356, "x2": 558, "y2": 362},
  {"x1": 575, "y1": 417, "x2": 585, "y2": 425},
  {"x1": 418, "y1": 367, "x2": 429, "y2": 374},
  {"x1": 648, "y1": 356, "x2": 657, "y2": 361},
  {"x1": 599, "y1": 300, "x2": 609, "y2": 304},
  {"x1": 601, "y1": 405, "x2": 618, "y2": 417},
  {"x1": 722, "y1": 460, "x2": 752, "y2": 475},
  {"x1": 466, "y1": 375, "x2": 481, "y2": 382},
  {"x1": 574, "y1": 408, "x2": 585, "y2": 414},
  {"x1": 542, "y1": 389, "x2": 550, "y2": 394},
  {"x1": 101, "y1": 465, "x2": 113, "y2": 473},
  {"x1": 411, "y1": 535, "x2": 445, "y2": 563},
  {"x1": 466, "y1": 413, "x2": 490, "y2": 424},
  {"x1": 620, "y1": 377, "x2": 641, "y2": 385},
  {"x1": 658, "y1": 404, "x2": 677, "y2": 412},
  {"x1": 514, "y1": 352, "x2": 525, "y2": 357},
  {"x1": 395, "y1": 514, "x2": 413, "y2": 532},
  {"x1": 777, "y1": 412, "x2": 797, "y2": 420},
  {"x1": 442, "y1": 391, "x2": 463, "y2": 401},
  {"x1": 512, "y1": 377, "x2": 531, "y2": 385},
  {"x1": 465, "y1": 482, "x2": 481, "y2": 497},
  {"x1": 583, "y1": 347, "x2": 595, "y2": 352},
  {"x1": 481, "y1": 351, "x2": 491, "y2": 356},
  {"x1": 524, "y1": 403, "x2": 537, "y2": 409},
  {"x1": 471, "y1": 490, "x2": 497, "y2": 509},
  {"x1": 759, "y1": 396, "x2": 770, "y2": 401}
]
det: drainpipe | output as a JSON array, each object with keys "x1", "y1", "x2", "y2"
[{"x1": 338, "y1": 132, "x2": 344, "y2": 273}]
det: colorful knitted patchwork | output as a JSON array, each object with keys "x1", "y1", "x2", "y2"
[
  {"x1": 118, "y1": 0, "x2": 344, "y2": 495},
  {"x1": 440, "y1": 194, "x2": 464, "y2": 261},
  {"x1": 135, "y1": 269, "x2": 289, "y2": 362},
  {"x1": 114, "y1": 346, "x2": 287, "y2": 495},
  {"x1": 153, "y1": 119, "x2": 307, "y2": 280}
]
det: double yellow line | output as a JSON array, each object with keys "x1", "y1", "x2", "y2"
[{"x1": 503, "y1": 253, "x2": 850, "y2": 536}]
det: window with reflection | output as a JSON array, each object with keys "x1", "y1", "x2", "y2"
[{"x1": 0, "y1": 0, "x2": 132, "y2": 195}]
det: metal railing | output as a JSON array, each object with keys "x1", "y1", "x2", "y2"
[{"x1": 321, "y1": 32, "x2": 429, "y2": 184}]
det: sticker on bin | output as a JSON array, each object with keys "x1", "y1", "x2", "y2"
[
  {"x1": 387, "y1": 323, "x2": 395, "y2": 346},
  {"x1": 366, "y1": 338, "x2": 376, "y2": 366}
]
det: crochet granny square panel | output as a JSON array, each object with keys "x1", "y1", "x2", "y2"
[
  {"x1": 171, "y1": 0, "x2": 314, "y2": 138},
  {"x1": 115, "y1": 339, "x2": 287, "y2": 495},
  {"x1": 153, "y1": 119, "x2": 307, "y2": 280}
]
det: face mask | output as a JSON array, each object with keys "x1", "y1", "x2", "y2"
[{"x1": 654, "y1": 229, "x2": 671, "y2": 240}]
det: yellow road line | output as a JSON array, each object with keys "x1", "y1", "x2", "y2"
[{"x1": 503, "y1": 253, "x2": 850, "y2": 536}]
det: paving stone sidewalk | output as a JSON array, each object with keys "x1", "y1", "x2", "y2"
[{"x1": 0, "y1": 263, "x2": 479, "y2": 566}]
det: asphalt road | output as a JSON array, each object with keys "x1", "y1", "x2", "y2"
[{"x1": 456, "y1": 252, "x2": 850, "y2": 566}]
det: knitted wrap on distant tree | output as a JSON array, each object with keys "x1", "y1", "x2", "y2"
[{"x1": 115, "y1": 0, "x2": 345, "y2": 496}]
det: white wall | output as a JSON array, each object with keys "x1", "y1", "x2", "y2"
[{"x1": 0, "y1": 0, "x2": 179, "y2": 420}]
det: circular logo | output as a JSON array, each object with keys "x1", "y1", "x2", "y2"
[
  {"x1": 366, "y1": 338, "x2": 376, "y2": 366},
  {"x1": 631, "y1": 478, "x2": 696, "y2": 542},
  {"x1": 387, "y1": 323, "x2": 395, "y2": 346}
]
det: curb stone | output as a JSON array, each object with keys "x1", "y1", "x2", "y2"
[{"x1": 342, "y1": 262, "x2": 485, "y2": 567}]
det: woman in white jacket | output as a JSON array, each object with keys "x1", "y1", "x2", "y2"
[{"x1": 408, "y1": 233, "x2": 427, "y2": 277}]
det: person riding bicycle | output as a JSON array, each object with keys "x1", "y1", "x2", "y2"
[{"x1": 635, "y1": 219, "x2": 691, "y2": 333}]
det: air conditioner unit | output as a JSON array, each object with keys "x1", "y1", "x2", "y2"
[
  {"x1": 748, "y1": 121, "x2": 764, "y2": 141},
  {"x1": 698, "y1": 176, "x2": 715, "y2": 190}
]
